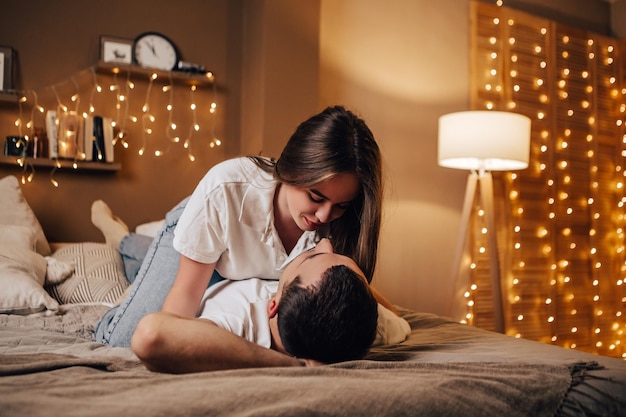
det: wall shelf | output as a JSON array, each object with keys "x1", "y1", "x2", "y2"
[
  {"x1": 0, "y1": 92, "x2": 18, "y2": 104},
  {"x1": 96, "y1": 61, "x2": 216, "y2": 87},
  {"x1": 1, "y1": 62, "x2": 216, "y2": 176},
  {"x1": 0, "y1": 156, "x2": 121, "y2": 172}
]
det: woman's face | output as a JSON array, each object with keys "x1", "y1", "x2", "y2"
[{"x1": 283, "y1": 173, "x2": 360, "y2": 232}]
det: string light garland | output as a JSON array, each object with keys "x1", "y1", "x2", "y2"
[
  {"x1": 139, "y1": 72, "x2": 157, "y2": 157},
  {"x1": 470, "y1": 1, "x2": 625, "y2": 359},
  {"x1": 7, "y1": 64, "x2": 220, "y2": 187},
  {"x1": 14, "y1": 95, "x2": 34, "y2": 184}
]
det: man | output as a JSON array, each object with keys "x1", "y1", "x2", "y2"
[{"x1": 131, "y1": 238, "x2": 382, "y2": 373}]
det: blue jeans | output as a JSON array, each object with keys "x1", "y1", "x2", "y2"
[{"x1": 94, "y1": 197, "x2": 224, "y2": 347}]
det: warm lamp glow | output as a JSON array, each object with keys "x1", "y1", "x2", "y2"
[{"x1": 438, "y1": 111, "x2": 531, "y2": 171}]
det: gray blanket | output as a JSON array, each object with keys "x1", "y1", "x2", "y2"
[{"x1": 1, "y1": 305, "x2": 624, "y2": 417}]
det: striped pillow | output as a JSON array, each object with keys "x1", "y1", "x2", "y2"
[{"x1": 46, "y1": 243, "x2": 129, "y2": 304}]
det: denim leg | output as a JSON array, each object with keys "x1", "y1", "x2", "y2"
[
  {"x1": 94, "y1": 197, "x2": 189, "y2": 347},
  {"x1": 118, "y1": 233, "x2": 154, "y2": 284}
]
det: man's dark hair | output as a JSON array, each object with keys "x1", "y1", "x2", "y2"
[{"x1": 277, "y1": 265, "x2": 378, "y2": 363}]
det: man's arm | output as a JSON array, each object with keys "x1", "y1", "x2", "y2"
[{"x1": 131, "y1": 312, "x2": 304, "y2": 374}]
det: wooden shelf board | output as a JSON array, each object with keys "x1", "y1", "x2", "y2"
[
  {"x1": 0, "y1": 156, "x2": 121, "y2": 172},
  {"x1": 96, "y1": 61, "x2": 216, "y2": 87},
  {"x1": 0, "y1": 92, "x2": 18, "y2": 104}
]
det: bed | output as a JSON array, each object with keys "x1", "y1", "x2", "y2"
[{"x1": 1, "y1": 174, "x2": 625, "y2": 417}]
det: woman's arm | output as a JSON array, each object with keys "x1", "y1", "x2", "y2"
[
  {"x1": 132, "y1": 311, "x2": 303, "y2": 373},
  {"x1": 161, "y1": 255, "x2": 216, "y2": 317}
]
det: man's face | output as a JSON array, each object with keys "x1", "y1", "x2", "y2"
[
  {"x1": 268, "y1": 238, "x2": 369, "y2": 356},
  {"x1": 276, "y1": 238, "x2": 367, "y2": 298}
]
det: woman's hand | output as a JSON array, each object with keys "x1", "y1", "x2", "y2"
[
  {"x1": 161, "y1": 255, "x2": 216, "y2": 317},
  {"x1": 300, "y1": 358, "x2": 325, "y2": 367}
]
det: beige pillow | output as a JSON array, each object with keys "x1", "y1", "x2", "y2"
[
  {"x1": 46, "y1": 242, "x2": 129, "y2": 304},
  {"x1": 0, "y1": 225, "x2": 59, "y2": 314},
  {"x1": 1, "y1": 224, "x2": 36, "y2": 251},
  {"x1": 0, "y1": 175, "x2": 51, "y2": 256}
]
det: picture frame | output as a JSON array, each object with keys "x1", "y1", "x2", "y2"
[
  {"x1": 0, "y1": 46, "x2": 14, "y2": 92},
  {"x1": 100, "y1": 36, "x2": 133, "y2": 64}
]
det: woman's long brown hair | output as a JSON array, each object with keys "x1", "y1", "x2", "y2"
[{"x1": 250, "y1": 105, "x2": 383, "y2": 282}]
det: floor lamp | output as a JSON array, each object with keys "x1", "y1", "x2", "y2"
[{"x1": 438, "y1": 111, "x2": 531, "y2": 333}]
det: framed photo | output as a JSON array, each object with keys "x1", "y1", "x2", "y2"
[
  {"x1": 0, "y1": 46, "x2": 14, "y2": 91},
  {"x1": 100, "y1": 36, "x2": 133, "y2": 64}
]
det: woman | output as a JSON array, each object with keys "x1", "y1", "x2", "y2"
[{"x1": 96, "y1": 105, "x2": 391, "y2": 346}]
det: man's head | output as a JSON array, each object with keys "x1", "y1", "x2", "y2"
[{"x1": 267, "y1": 239, "x2": 378, "y2": 363}]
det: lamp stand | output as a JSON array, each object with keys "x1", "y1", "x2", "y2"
[{"x1": 451, "y1": 171, "x2": 505, "y2": 333}]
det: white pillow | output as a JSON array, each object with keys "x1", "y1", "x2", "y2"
[
  {"x1": 0, "y1": 225, "x2": 59, "y2": 315},
  {"x1": 0, "y1": 175, "x2": 51, "y2": 256},
  {"x1": 1, "y1": 224, "x2": 36, "y2": 250},
  {"x1": 372, "y1": 304, "x2": 412, "y2": 346}
]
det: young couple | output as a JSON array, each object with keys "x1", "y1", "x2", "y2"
[{"x1": 95, "y1": 105, "x2": 410, "y2": 373}]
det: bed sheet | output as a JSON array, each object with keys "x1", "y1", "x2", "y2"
[{"x1": 0, "y1": 305, "x2": 624, "y2": 417}]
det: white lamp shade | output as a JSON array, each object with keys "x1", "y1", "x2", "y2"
[{"x1": 438, "y1": 111, "x2": 531, "y2": 171}]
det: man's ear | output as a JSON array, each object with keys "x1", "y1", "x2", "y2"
[{"x1": 267, "y1": 298, "x2": 279, "y2": 318}]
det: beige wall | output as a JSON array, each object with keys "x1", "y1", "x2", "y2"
[
  {"x1": 319, "y1": 0, "x2": 471, "y2": 316},
  {"x1": 239, "y1": 0, "x2": 320, "y2": 158},
  {"x1": 318, "y1": 0, "x2": 615, "y2": 317}
]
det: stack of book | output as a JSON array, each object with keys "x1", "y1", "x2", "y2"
[{"x1": 46, "y1": 111, "x2": 114, "y2": 162}]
